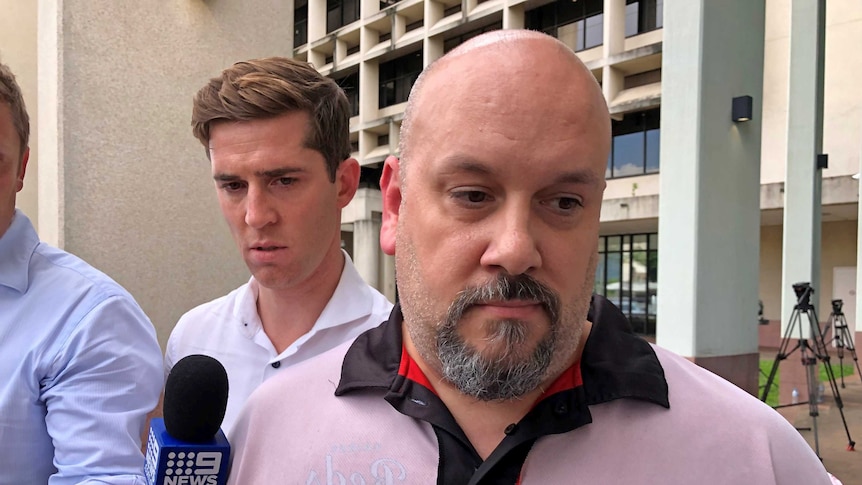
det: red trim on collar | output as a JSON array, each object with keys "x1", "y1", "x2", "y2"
[
  {"x1": 538, "y1": 361, "x2": 583, "y2": 400},
  {"x1": 398, "y1": 345, "x2": 439, "y2": 395}
]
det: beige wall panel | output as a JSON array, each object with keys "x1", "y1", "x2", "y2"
[
  {"x1": 760, "y1": 220, "x2": 857, "y2": 323},
  {"x1": 54, "y1": 0, "x2": 292, "y2": 347}
]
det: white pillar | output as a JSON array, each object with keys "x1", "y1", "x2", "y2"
[
  {"x1": 780, "y1": 0, "x2": 826, "y2": 338},
  {"x1": 353, "y1": 218, "x2": 381, "y2": 288},
  {"x1": 657, "y1": 0, "x2": 765, "y2": 393}
]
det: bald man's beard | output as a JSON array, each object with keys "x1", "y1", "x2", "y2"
[{"x1": 398, "y1": 236, "x2": 597, "y2": 402}]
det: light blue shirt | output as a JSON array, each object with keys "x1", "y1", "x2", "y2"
[{"x1": 0, "y1": 210, "x2": 163, "y2": 485}]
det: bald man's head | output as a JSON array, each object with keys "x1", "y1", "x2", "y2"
[
  {"x1": 380, "y1": 30, "x2": 611, "y2": 402},
  {"x1": 398, "y1": 30, "x2": 610, "y2": 182}
]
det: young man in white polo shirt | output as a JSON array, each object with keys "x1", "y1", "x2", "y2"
[{"x1": 165, "y1": 57, "x2": 392, "y2": 435}]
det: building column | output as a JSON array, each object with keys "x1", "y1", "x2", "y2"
[
  {"x1": 777, "y1": 0, "x2": 826, "y2": 409},
  {"x1": 657, "y1": 0, "x2": 765, "y2": 394},
  {"x1": 353, "y1": 217, "x2": 381, "y2": 288},
  {"x1": 601, "y1": 0, "x2": 625, "y2": 113},
  {"x1": 780, "y1": 0, "x2": 825, "y2": 338}
]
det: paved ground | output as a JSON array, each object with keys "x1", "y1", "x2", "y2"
[{"x1": 772, "y1": 366, "x2": 862, "y2": 484}]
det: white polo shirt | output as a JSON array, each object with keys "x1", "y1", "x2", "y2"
[{"x1": 164, "y1": 251, "x2": 393, "y2": 435}]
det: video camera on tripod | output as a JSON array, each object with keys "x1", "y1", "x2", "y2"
[
  {"x1": 793, "y1": 281, "x2": 814, "y2": 309},
  {"x1": 760, "y1": 281, "x2": 856, "y2": 456}
]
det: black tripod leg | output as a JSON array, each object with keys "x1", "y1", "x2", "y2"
[
  {"x1": 810, "y1": 310, "x2": 856, "y2": 451},
  {"x1": 761, "y1": 312, "x2": 802, "y2": 403},
  {"x1": 801, "y1": 348, "x2": 821, "y2": 458}
]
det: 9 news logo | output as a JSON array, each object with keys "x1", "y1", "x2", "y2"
[{"x1": 160, "y1": 451, "x2": 223, "y2": 485}]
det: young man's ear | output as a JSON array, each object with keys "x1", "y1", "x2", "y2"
[
  {"x1": 379, "y1": 155, "x2": 401, "y2": 256},
  {"x1": 335, "y1": 157, "x2": 360, "y2": 209},
  {"x1": 15, "y1": 148, "x2": 29, "y2": 192}
]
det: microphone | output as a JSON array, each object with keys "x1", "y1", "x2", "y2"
[{"x1": 145, "y1": 354, "x2": 230, "y2": 485}]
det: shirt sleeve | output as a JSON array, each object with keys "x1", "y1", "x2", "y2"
[{"x1": 40, "y1": 294, "x2": 163, "y2": 485}]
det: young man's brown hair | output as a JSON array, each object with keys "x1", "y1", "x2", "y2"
[
  {"x1": 0, "y1": 62, "x2": 30, "y2": 158},
  {"x1": 191, "y1": 57, "x2": 351, "y2": 182}
]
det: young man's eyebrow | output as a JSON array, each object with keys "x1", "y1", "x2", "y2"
[{"x1": 212, "y1": 167, "x2": 305, "y2": 181}]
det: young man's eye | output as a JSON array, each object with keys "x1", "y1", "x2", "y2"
[
  {"x1": 221, "y1": 182, "x2": 244, "y2": 192},
  {"x1": 276, "y1": 177, "x2": 295, "y2": 186}
]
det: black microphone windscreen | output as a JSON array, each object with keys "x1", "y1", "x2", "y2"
[{"x1": 163, "y1": 354, "x2": 229, "y2": 443}]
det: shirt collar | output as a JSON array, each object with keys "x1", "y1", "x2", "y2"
[
  {"x1": 0, "y1": 210, "x2": 40, "y2": 293},
  {"x1": 234, "y1": 250, "x2": 376, "y2": 338},
  {"x1": 336, "y1": 295, "x2": 669, "y2": 409},
  {"x1": 314, "y1": 251, "x2": 376, "y2": 330}
]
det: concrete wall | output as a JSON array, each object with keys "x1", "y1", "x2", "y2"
[
  {"x1": 1, "y1": 0, "x2": 38, "y2": 226},
  {"x1": 761, "y1": 0, "x2": 862, "y2": 184},
  {"x1": 760, "y1": 219, "x2": 857, "y2": 323},
  {"x1": 35, "y1": 0, "x2": 294, "y2": 347}
]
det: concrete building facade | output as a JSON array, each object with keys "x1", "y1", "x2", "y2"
[{"x1": 3, "y1": 1, "x2": 861, "y2": 393}]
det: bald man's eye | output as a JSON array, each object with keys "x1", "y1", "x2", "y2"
[
  {"x1": 451, "y1": 190, "x2": 493, "y2": 206},
  {"x1": 542, "y1": 196, "x2": 583, "y2": 215}
]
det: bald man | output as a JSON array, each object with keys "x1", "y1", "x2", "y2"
[{"x1": 226, "y1": 31, "x2": 836, "y2": 484}]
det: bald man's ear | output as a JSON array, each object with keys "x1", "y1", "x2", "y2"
[{"x1": 379, "y1": 155, "x2": 401, "y2": 255}]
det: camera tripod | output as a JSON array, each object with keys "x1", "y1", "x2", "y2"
[
  {"x1": 822, "y1": 299, "x2": 862, "y2": 389},
  {"x1": 760, "y1": 283, "x2": 855, "y2": 457}
]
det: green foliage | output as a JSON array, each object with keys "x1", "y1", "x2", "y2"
[
  {"x1": 820, "y1": 362, "x2": 854, "y2": 382},
  {"x1": 758, "y1": 360, "x2": 854, "y2": 409}
]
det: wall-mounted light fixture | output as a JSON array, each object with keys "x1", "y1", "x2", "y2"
[
  {"x1": 816, "y1": 154, "x2": 828, "y2": 170},
  {"x1": 732, "y1": 95, "x2": 753, "y2": 122}
]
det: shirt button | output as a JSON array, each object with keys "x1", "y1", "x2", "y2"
[
  {"x1": 554, "y1": 402, "x2": 568, "y2": 416},
  {"x1": 504, "y1": 423, "x2": 518, "y2": 435},
  {"x1": 271, "y1": 361, "x2": 281, "y2": 369}
]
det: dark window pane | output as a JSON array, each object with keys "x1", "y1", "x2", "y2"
[
  {"x1": 608, "y1": 108, "x2": 659, "y2": 179},
  {"x1": 613, "y1": 132, "x2": 644, "y2": 177},
  {"x1": 625, "y1": 2, "x2": 639, "y2": 36},
  {"x1": 594, "y1": 257, "x2": 606, "y2": 295},
  {"x1": 444, "y1": 22, "x2": 501, "y2": 53},
  {"x1": 526, "y1": 0, "x2": 603, "y2": 51},
  {"x1": 294, "y1": 4, "x2": 308, "y2": 46},
  {"x1": 584, "y1": 14, "x2": 603, "y2": 49},
  {"x1": 343, "y1": 0, "x2": 359, "y2": 24},
  {"x1": 633, "y1": 234, "x2": 647, "y2": 250},
  {"x1": 379, "y1": 52, "x2": 423, "y2": 108},
  {"x1": 620, "y1": 251, "x2": 632, "y2": 313},
  {"x1": 335, "y1": 71, "x2": 360, "y2": 117},
  {"x1": 607, "y1": 235, "x2": 622, "y2": 251},
  {"x1": 647, "y1": 251, "x2": 658, "y2": 315},
  {"x1": 606, "y1": 252, "x2": 622, "y2": 306},
  {"x1": 327, "y1": 7, "x2": 341, "y2": 32},
  {"x1": 606, "y1": 152, "x2": 613, "y2": 178},
  {"x1": 645, "y1": 128, "x2": 660, "y2": 173}
]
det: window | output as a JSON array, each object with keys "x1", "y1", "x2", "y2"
[
  {"x1": 379, "y1": 51, "x2": 423, "y2": 108},
  {"x1": 525, "y1": 0, "x2": 603, "y2": 52},
  {"x1": 327, "y1": 0, "x2": 359, "y2": 33},
  {"x1": 334, "y1": 71, "x2": 360, "y2": 117},
  {"x1": 443, "y1": 22, "x2": 502, "y2": 53},
  {"x1": 595, "y1": 233, "x2": 658, "y2": 336},
  {"x1": 625, "y1": 0, "x2": 663, "y2": 37},
  {"x1": 294, "y1": 0, "x2": 308, "y2": 46},
  {"x1": 606, "y1": 108, "x2": 660, "y2": 179}
]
